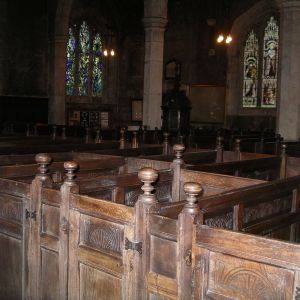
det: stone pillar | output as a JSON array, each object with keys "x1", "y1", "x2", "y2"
[
  {"x1": 49, "y1": 35, "x2": 68, "y2": 125},
  {"x1": 143, "y1": 0, "x2": 168, "y2": 129},
  {"x1": 277, "y1": 0, "x2": 300, "y2": 140}
]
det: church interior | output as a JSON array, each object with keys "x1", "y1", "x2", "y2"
[{"x1": 0, "y1": 0, "x2": 300, "y2": 299}]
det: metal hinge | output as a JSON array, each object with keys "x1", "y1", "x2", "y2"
[
  {"x1": 295, "y1": 287, "x2": 300, "y2": 300},
  {"x1": 125, "y1": 238, "x2": 142, "y2": 255},
  {"x1": 25, "y1": 209, "x2": 37, "y2": 220}
]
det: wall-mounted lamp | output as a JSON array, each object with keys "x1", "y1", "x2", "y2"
[{"x1": 217, "y1": 33, "x2": 233, "y2": 44}]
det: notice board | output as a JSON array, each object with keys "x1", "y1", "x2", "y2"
[{"x1": 189, "y1": 85, "x2": 225, "y2": 124}]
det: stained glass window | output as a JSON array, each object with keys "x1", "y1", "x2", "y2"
[
  {"x1": 65, "y1": 21, "x2": 103, "y2": 97},
  {"x1": 242, "y1": 30, "x2": 259, "y2": 108},
  {"x1": 261, "y1": 17, "x2": 279, "y2": 108},
  {"x1": 92, "y1": 33, "x2": 103, "y2": 96},
  {"x1": 66, "y1": 27, "x2": 76, "y2": 96},
  {"x1": 78, "y1": 21, "x2": 90, "y2": 96}
]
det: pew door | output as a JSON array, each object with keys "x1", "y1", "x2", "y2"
[
  {"x1": 0, "y1": 178, "x2": 30, "y2": 299},
  {"x1": 68, "y1": 195, "x2": 135, "y2": 300},
  {"x1": 193, "y1": 226, "x2": 300, "y2": 299}
]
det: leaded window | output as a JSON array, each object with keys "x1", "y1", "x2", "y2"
[
  {"x1": 65, "y1": 21, "x2": 103, "y2": 97},
  {"x1": 243, "y1": 30, "x2": 259, "y2": 107},
  {"x1": 242, "y1": 16, "x2": 279, "y2": 108}
]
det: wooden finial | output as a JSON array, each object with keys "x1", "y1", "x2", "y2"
[
  {"x1": 138, "y1": 167, "x2": 158, "y2": 202},
  {"x1": 85, "y1": 127, "x2": 90, "y2": 144},
  {"x1": 281, "y1": 143, "x2": 287, "y2": 155},
  {"x1": 235, "y1": 138, "x2": 241, "y2": 160},
  {"x1": 132, "y1": 131, "x2": 138, "y2": 148},
  {"x1": 183, "y1": 182, "x2": 203, "y2": 214},
  {"x1": 173, "y1": 144, "x2": 185, "y2": 163},
  {"x1": 120, "y1": 127, "x2": 125, "y2": 149},
  {"x1": 95, "y1": 128, "x2": 101, "y2": 144},
  {"x1": 61, "y1": 126, "x2": 66, "y2": 140},
  {"x1": 34, "y1": 124, "x2": 38, "y2": 136},
  {"x1": 35, "y1": 153, "x2": 52, "y2": 180},
  {"x1": 216, "y1": 136, "x2": 223, "y2": 149},
  {"x1": 26, "y1": 123, "x2": 30, "y2": 137},
  {"x1": 216, "y1": 136, "x2": 223, "y2": 163},
  {"x1": 163, "y1": 132, "x2": 170, "y2": 155},
  {"x1": 52, "y1": 125, "x2": 57, "y2": 141},
  {"x1": 64, "y1": 161, "x2": 78, "y2": 184}
]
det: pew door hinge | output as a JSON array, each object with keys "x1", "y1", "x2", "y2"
[
  {"x1": 125, "y1": 238, "x2": 142, "y2": 255},
  {"x1": 25, "y1": 209, "x2": 37, "y2": 220}
]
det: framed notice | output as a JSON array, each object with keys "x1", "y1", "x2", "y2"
[{"x1": 131, "y1": 100, "x2": 143, "y2": 121}]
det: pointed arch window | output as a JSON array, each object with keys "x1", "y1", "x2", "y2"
[
  {"x1": 65, "y1": 21, "x2": 104, "y2": 97},
  {"x1": 243, "y1": 30, "x2": 259, "y2": 108},
  {"x1": 242, "y1": 16, "x2": 279, "y2": 108}
]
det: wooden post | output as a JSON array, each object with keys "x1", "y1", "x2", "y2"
[
  {"x1": 216, "y1": 136, "x2": 223, "y2": 163},
  {"x1": 280, "y1": 144, "x2": 287, "y2": 179},
  {"x1": 60, "y1": 161, "x2": 79, "y2": 300},
  {"x1": 26, "y1": 123, "x2": 30, "y2": 137},
  {"x1": 85, "y1": 127, "x2": 90, "y2": 144},
  {"x1": 132, "y1": 131, "x2": 139, "y2": 148},
  {"x1": 275, "y1": 134, "x2": 282, "y2": 155},
  {"x1": 134, "y1": 167, "x2": 159, "y2": 299},
  {"x1": 171, "y1": 144, "x2": 185, "y2": 202},
  {"x1": 61, "y1": 126, "x2": 66, "y2": 140},
  {"x1": 27, "y1": 153, "x2": 53, "y2": 300},
  {"x1": 235, "y1": 138, "x2": 241, "y2": 161},
  {"x1": 153, "y1": 127, "x2": 159, "y2": 144},
  {"x1": 94, "y1": 128, "x2": 101, "y2": 143},
  {"x1": 163, "y1": 132, "x2": 170, "y2": 155},
  {"x1": 177, "y1": 182, "x2": 203, "y2": 300},
  {"x1": 34, "y1": 124, "x2": 38, "y2": 136},
  {"x1": 52, "y1": 125, "x2": 57, "y2": 141},
  {"x1": 120, "y1": 128, "x2": 125, "y2": 149}
]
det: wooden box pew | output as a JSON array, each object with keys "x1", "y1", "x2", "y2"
[
  {"x1": 141, "y1": 175, "x2": 300, "y2": 299},
  {"x1": 0, "y1": 153, "x2": 127, "y2": 181},
  {"x1": 0, "y1": 162, "x2": 284, "y2": 300}
]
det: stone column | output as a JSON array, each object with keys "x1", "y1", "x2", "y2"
[
  {"x1": 49, "y1": 35, "x2": 68, "y2": 125},
  {"x1": 277, "y1": 0, "x2": 300, "y2": 140},
  {"x1": 143, "y1": 0, "x2": 168, "y2": 129}
]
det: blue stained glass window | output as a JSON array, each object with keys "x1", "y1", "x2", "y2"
[
  {"x1": 66, "y1": 27, "x2": 76, "y2": 96},
  {"x1": 243, "y1": 30, "x2": 259, "y2": 108},
  {"x1": 262, "y1": 17, "x2": 279, "y2": 108},
  {"x1": 92, "y1": 33, "x2": 103, "y2": 96},
  {"x1": 65, "y1": 21, "x2": 104, "y2": 98},
  {"x1": 78, "y1": 21, "x2": 90, "y2": 96}
]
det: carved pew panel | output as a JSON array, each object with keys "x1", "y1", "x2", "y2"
[
  {"x1": 68, "y1": 194, "x2": 135, "y2": 300},
  {"x1": 0, "y1": 178, "x2": 30, "y2": 299},
  {"x1": 193, "y1": 226, "x2": 300, "y2": 299}
]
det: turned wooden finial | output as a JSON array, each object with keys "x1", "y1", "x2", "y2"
[
  {"x1": 26, "y1": 123, "x2": 30, "y2": 137},
  {"x1": 163, "y1": 132, "x2": 170, "y2": 155},
  {"x1": 35, "y1": 153, "x2": 52, "y2": 180},
  {"x1": 183, "y1": 182, "x2": 203, "y2": 214},
  {"x1": 132, "y1": 131, "x2": 138, "y2": 148},
  {"x1": 52, "y1": 125, "x2": 57, "y2": 141},
  {"x1": 85, "y1": 127, "x2": 90, "y2": 144},
  {"x1": 95, "y1": 128, "x2": 102, "y2": 144},
  {"x1": 235, "y1": 138, "x2": 241, "y2": 151},
  {"x1": 173, "y1": 144, "x2": 185, "y2": 163},
  {"x1": 216, "y1": 136, "x2": 223, "y2": 149},
  {"x1": 138, "y1": 167, "x2": 158, "y2": 201},
  {"x1": 61, "y1": 126, "x2": 66, "y2": 140},
  {"x1": 34, "y1": 124, "x2": 38, "y2": 136},
  {"x1": 281, "y1": 143, "x2": 287, "y2": 155},
  {"x1": 120, "y1": 128, "x2": 125, "y2": 149},
  {"x1": 63, "y1": 161, "x2": 78, "y2": 184}
]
